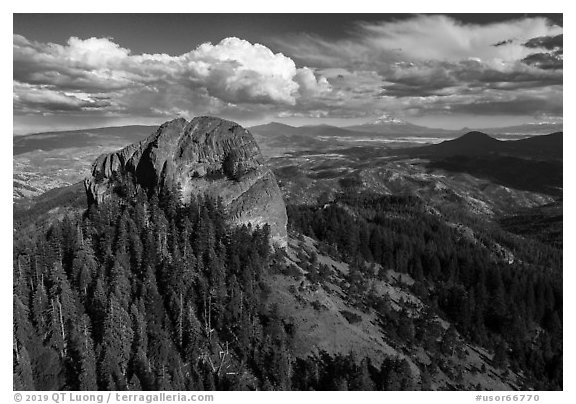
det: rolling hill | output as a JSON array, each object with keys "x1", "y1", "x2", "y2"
[
  {"x1": 404, "y1": 131, "x2": 563, "y2": 196},
  {"x1": 412, "y1": 131, "x2": 562, "y2": 161}
]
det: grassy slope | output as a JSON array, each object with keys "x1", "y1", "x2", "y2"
[{"x1": 266, "y1": 234, "x2": 519, "y2": 390}]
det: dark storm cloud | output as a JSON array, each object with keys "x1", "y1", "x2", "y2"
[
  {"x1": 524, "y1": 34, "x2": 563, "y2": 50},
  {"x1": 448, "y1": 95, "x2": 562, "y2": 116},
  {"x1": 492, "y1": 39, "x2": 514, "y2": 47},
  {"x1": 379, "y1": 69, "x2": 458, "y2": 98},
  {"x1": 378, "y1": 59, "x2": 562, "y2": 98},
  {"x1": 522, "y1": 51, "x2": 563, "y2": 70},
  {"x1": 520, "y1": 34, "x2": 563, "y2": 70}
]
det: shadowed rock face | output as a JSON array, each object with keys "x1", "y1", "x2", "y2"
[{"x1": 85, "y1": 116, "x2": 287, "y2": 246}]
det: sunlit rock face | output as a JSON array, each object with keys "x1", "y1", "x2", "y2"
[{"x1": 85, "y1": 116, "x2": 287, "y2": 247}]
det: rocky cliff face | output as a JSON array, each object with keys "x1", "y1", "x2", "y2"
[{"x1": 85, "y1": 116, "x2": 287, "y2": 246}]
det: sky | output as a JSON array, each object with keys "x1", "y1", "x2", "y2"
[{"x1": 13, "y1": 13, "x2": 563, "y2": 134}]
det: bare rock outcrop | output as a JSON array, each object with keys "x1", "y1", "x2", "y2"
[{"x1": 85, "y1": 116, "x2": 287, "y2": 246}]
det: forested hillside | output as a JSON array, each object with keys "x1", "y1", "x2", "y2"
[
  {"x1": 288, "y1": 193, "x2": 563, "y2": 390},
  {"x1": 13, "y1": 187, "x2": 291, "y2": 390},
  {"x1": 13, "y1": 186, "x2": 422, "y2": 391}
]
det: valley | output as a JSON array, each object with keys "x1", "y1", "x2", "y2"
[{"x1": 13, "y1": 120, "x2": 559, "y2": 201}]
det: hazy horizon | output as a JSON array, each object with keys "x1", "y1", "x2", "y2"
[{"x1": 12, "y1": 114, "x2": 564, "y2": 137}]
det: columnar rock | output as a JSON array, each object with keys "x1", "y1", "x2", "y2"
[{"x1": 84, "y1": 116, "x2": 288, "y2": 246}]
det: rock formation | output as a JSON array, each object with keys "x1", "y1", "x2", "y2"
[{"x1": 85, "y1": 116, "x2": 287, "y2": 246}]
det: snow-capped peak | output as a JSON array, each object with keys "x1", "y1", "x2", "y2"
[
  {"x1": 527, "y1": 120, "x2": 562, "y2": 126},
  {"x1": 369, "y1": 114, "x2": 407, "y2": 125}
]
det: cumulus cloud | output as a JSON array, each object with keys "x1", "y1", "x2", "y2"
[
  {"x1": 13, "y1": 34, "x2": 331, "y2": 121},
  {"x1": 183, "y1": 38, "x2": 315, "y2": 105}
]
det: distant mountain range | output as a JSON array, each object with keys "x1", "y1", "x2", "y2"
[
  {"x1": 475, "y1": 122, "x2": 563, "y2": 136},
  {"x1": 250, "y1": 115, "x2": 456, "y2": 139},
  {"x1": 13, "y1": 125, "x2": 157, "y2": 155},
  {"x1": 345, "y1": 114, "x2": 456, "y2": 135},
  {"x1": 405, "y1": 131, "x2": 563, "y2": 196},
  {"x1": 14, "y1": 117, "x2": 563, "y2": 157},
  {"x1": 250, "y1": 116, "x2": 562, "y2": 140},
  {"x1": 250, "y1": 122, "x2": 380, "y2": 138},
  {"x1": 412, "y1": 131, "x2": 563, "y2": 161}
]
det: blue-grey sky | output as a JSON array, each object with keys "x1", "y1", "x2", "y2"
[{"x1": 13, "y1": 14, "x2": 563, "y2": 134}]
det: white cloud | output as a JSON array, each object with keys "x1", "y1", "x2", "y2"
[
  {"x1": 13, "y1": 35, "x2": 331, "y2": 118},
  {"x1": 182, "y1": 37, "x2": 310, "y2": 104},
  {"x1": 294, "y1": 67, "x2": 331, "y2": 97}
]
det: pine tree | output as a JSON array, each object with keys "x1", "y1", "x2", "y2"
[
  {"x1": 72, "y1": 241, "x2": 97, "y2": 298},
  {"x1": 99, "y1": 295, "x2": 134, "y2": 386},
  {"x1": 13, "y1": 296, "x2": 36, "y2": 390},
  {"x1": 14, "y1": 345, "x2": 35, "y2": 390},
  {"x1": 69, "y1": 314, "x2": 98, "y2": 390},
  {"x1": 350, "y1": 358, "x2": 375, "y2": 390}
]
